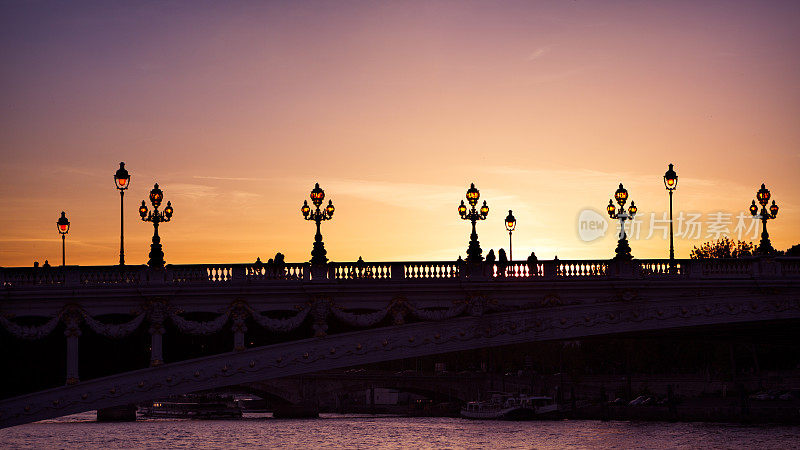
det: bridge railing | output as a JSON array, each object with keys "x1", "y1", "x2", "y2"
[
  {"x1": 636, "y1": 259, "x2": 687, "y2": 277},
  {"x1": 329, "y1": 262, "x2": 392, "y2": 281},
  {"x1": 2, "y1": 257, "x2": 798, "y2": 288},
  {"x1": 402, "y1": 262, "x2": 460, "y2": 280},
  {"x1": 166, "y1": 263, "x2": 309, "y2": 283}
]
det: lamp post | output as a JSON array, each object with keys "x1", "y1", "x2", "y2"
[
  {"x1": 458, "y1": 183, "x2": 489, "y2": 263},
  {"x1": 139, "y1": 183, "x2": 173, "y2": 269},
  {"x1": 750, "y1": 183, "x2": 779, "y2": 255},
  {"x1": 505, "y1": 210, "x2": 516, "y2": 261},
  {"x1": 114, "y1": 162, "x2": 130, "y2": 265},
  {"x1": 56, "y1": 211, "x2": 70, "y2": 266},
  {"x1": 663, "y1": 163, "x2": 678, "y2": 271},
  {"x1": 301, "y1": 183, "x2": 335, "y2": 265},
  {"x1": 607, "y1": 183, "x2": 637, "y2": 260}
]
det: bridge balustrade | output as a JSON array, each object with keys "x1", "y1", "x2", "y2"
[
  {"x1": 2, "y1": 258, "x2": 799, "y2": 289},
  {"x1": 699, "y1": 259, "x2": 756, "y2": 278},
  {"x1": 1, "y1": 267, "x2": 65, "y2": 286},
  {"x1": 555, "y1": 261, "x2": 608, "y2": 277},
  {"x1": 403, "y1": 262, "x2": 460, "y2": 280},
  {"x1": 637, "y1": 260, "x2": 685, "y2": 277},
  {"x1": 246, "y1": 262, "x2": 307, "y2": 281},
  {"x1": 330, "y1": 262, "x2": 392, "y2": 280},
  {"x1": 781, "y1": 259, "x2": 800, "y2": 276}
]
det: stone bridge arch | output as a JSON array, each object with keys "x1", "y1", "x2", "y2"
[{"x1": 1, "y1": 291, "x2": 799, "y2": 428}]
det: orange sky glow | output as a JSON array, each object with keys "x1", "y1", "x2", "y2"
[{"x1": 1, "y1": 1, "x2": 799, "y2": 267}]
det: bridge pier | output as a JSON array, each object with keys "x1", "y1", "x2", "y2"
[
  {"x1": 96, "y1": 404, "x2": 137, "y2": 422},
  {"x1": 272, "y1": 402, "x2": 319, "y2": 419},
  {"x1": 273, "y1": 377, "x2": 320, "y2": 418}
]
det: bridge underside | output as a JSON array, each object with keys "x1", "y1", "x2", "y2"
[{"x1": 1, "y1": 289, "x2": 798, "y2": 428}]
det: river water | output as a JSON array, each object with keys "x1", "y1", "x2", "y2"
[{"x1": 1, "y1": 412, "x2": 799, "y2": 449}]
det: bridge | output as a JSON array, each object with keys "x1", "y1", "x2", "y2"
[
  {"x1": 1, "y1": 256, "x2": 799, "y2": 427},
  {"x1": 238, "y1": 370, "x2": 521, "y2": 407}
]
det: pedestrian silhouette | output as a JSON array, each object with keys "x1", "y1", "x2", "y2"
[
  {"x1": 486, "y1": 249, "x2": 496, "y2": 265},
  {"x1": 527, "y1": 251, "x2": 538, "y2": 276},
  {"x1": 498, "y1": 248, "x2": 508, "y2": 276},
  {"x1": 274, "y1": 252, "x2": 286, "y2": 277}
]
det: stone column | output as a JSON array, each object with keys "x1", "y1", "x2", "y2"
[
  {"x1": 232, "y1": 306, "x2": 247, "y2": 352},
  {"x1": 311, "y1": 297, "x2": 330, "y2": 337},
  {"x1": 149, "y1": 324, "x2": 164, "y2": 366},
  {"x1": 148, "y1": 302, "x2": 165, "y2": 366},
  {"x1": 64, "y1": 309, "x2": 81, "y2": 385}
]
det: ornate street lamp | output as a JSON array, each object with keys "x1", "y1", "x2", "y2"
[
  {"x1": 663, "y1": 163, "x2": 678, "y2": 270},
  {"x1": 607, "y1": 183, "x2": 637, "y2": 260},
  {"x1": 505, "y1": 210, "x2": 516, "y2": 261},
  {"x1": 459, "y1": 183, "x2": 489, "y2": 262},
  {"x1": 56, "y1": 211, "x2": 70, "y2": 266},
  {"x1": 139, "y1": 183, "x2": 174, "y2": 268},
  {"x1": 750, "y1": 183, "x2": 779, "y2": 255},
  {"x1": 114, "y1": 162, "x2": 130, "y2": 265},
  {"x1": 301, "y1": 183, "x2": 335, "y2": 265}
]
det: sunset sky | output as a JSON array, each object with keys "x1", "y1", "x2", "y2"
[{"x1": 1, "y1": 1, "x2": 798, "y2": 267}]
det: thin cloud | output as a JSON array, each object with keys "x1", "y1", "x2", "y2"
[
  {"x1": 168, "y1": 183, "x2": 219, "y2": 200},
  {"x1": 318, "y1": 178, "x2": 519, "y2": 211},
  {"x1": 168, "y1": 183, "x2": 261, "y2": 203},
  {"x1": 527, "y1": 67, "x2": 585, "y2": 84},
  {"x1": 526, "y1": 46, "x2": 550, "y2": 62},
  {"x1": 193, "y1": 176, "x2": 268, "y2": 182},
  {"x1": 0, "y1": 238, "x2": 114, "y2": 250}
]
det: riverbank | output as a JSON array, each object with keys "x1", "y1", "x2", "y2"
[{"x1": 322, "y1": 397, "x2": 800, "y2": 424}]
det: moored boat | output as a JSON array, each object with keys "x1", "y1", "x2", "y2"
[
  {"x1": 139, "y1": 396, "x2": 242, "y2": 420},
  {"x1": 460, "y1": 393, "x2": 557, "y2": 420}
]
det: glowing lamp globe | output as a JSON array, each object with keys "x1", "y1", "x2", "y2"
[
  {"x1": 749, "y1": 200, "x2": 758, "y2": 217},
  {"x1": 466, "y1": 183, "x2": 480, "y2": 207},
  {"x1": 57, "y1": 211, "x2": 70, "y2": 235},
  {"x1": 164, "y1": 201, "x2": 174, "y2": 219},
  {"x1": 149, "y1": 184, "x2": 163, "y2": 208},
  {"x1": 480, "y1": 200, "x2": 489, "y2": 217},
  {"x1": 325, "y1": 200, "x2": 335, "y2": 217},
  {"x1": 663, "y1": 163, "x2": 677, "y2": 191},
  {"x1": 756, "y1": 183, "x2": 770, "y2": 207},
  {"x1": 114, "y1": 162, "x2": 130, "y2": 190},
  {"x1": 139, "y1": 201, "x2": 149, "y2": 219},
  {"x1": 505, "y1": 210, "x2": 516, "y2": 232},
  {"x1": 301, "y1": 200, "x2": 310, "y2": 217},
  {"x1": 310, "y1": 183, "x2": 325, "y2": 207},
  {"x1": 458, "y1": 200, "x2": 467, "y2": 217},
  {"x1": 770, "y1": 200, "x2": 779, "y2": 218},
  {"x1": 607, "y1": 199, "x2": 616, "y2": 218},
  {"x1": 614, "y1": 183, "x2": 628, "y2": 206},
  {"x1": 628, "y1": 201, "x2": 637, "y2": 217}
]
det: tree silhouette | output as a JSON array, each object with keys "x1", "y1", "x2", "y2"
[
  {"x1": 784, "y1": 244, "x2": 800, "y2": 257},
  {"x1": 690, "y1": 236, "x2": 754, "y2": 259}
]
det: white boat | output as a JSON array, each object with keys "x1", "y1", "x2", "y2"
[
  {"x1": 139, "y1": 396, "x2": 242, "y2": 420},
  {"x1": 460, "y1": 393, "x2": 558, "y2": 420}
]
